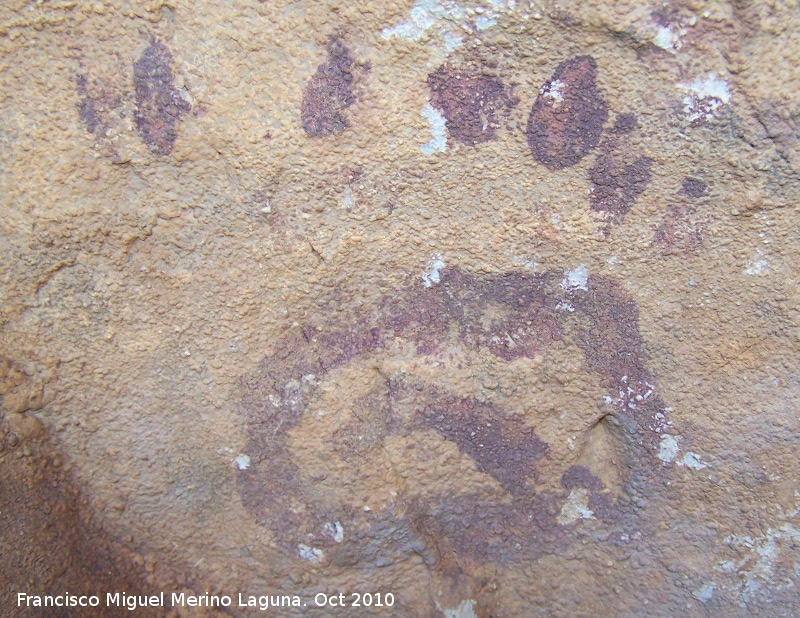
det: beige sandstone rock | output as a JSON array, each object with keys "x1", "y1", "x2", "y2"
[{"x1": 1, "y1": 1, "x2": 798, "y2": 616}]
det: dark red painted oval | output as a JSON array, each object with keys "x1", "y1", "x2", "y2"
[
  {"x1": 133, "y1": 41, "x2": 191, "y2": 156},
  {"x1": 526, "y1": 55, "x2": 608, "y2": 170}
]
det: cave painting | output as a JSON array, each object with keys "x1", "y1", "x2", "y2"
[{"x1": 237, "y1": 267, "x2": 675, "y2": 568}]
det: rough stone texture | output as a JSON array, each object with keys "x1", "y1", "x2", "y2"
[
  {"x1": 654, "y1": 178, "x2": 708, "y2": 255},
  {"x1": 301, "y1": 38, "x2": 366, "y2": 137},
  {"x1": 527, "y1": 55, "x2": 609, "y2": 170},
  {"x1": 0, "y1": 403, "x2": 163, "y2": 618},
  {"x1": 589, "y1": 123, "x2": 654, "y2": 225},
  {"x1": 427, "y1": 61, "x2": 518, "y2": 145},
  {"x1": 133, "y1": 40, "x2": 191, "y2": 155},
  {"x1": 1, "y1": 1, "x2": 799, "y2": 617},
  {"x1": 237, "y1": 267, "x2": 670, "y2": 570}
]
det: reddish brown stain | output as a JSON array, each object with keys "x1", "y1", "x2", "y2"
[
  {"x1": 565, "y1": 275, "x2": 668, "y2": 452},
  {"x1": 654, "y1": 180, "x2": 707, "y2": 254},
  {"x1": 76, "y1": 72, "x2": 124, "y2": 157},
  {"x1": 561, "y1": 465, "x2": 603, "y2": 491},
  {"x1": 408, "y1": 491, "x2": 566, "y2": 565},
  {"x1": 76, "y1": 74, "x2": 106, "y2": 135},
  {"x1": 568, "y1": 275, "x2": 648, "y2": 385},
  {"x1": 133, "y1": 41, "x2": 191, "y2": 155},
  {"x1": 0, "y1": 407, "x2": 160, "y2": 617},
  {"x1": 560, "y1": 465, "x2": 615, "y2": 518},
  {"x1": 588, "y1": 115, "x2": 652, "y2": 225},
  {"x1": 527, "y1": 56, "x2": 608, "y2": 170},
  {"x1": 383, "y1": 268, "x2": 559, "y2": 360},
  {"x1": 237, "y1": 267, "x2": 674, "y2": 566},
  {"x1": 611, "y1": 112, "x2": 637, "y2": 134},
  {"x1": 589, "y1": 152, "x2": 653, "y2": 220},
  {"x1": 427, "y1": 62, "x2": 518, "y2": 145},
  {"x1": 409, "y1": 385, "x2": 548, "y2": 495},
  {"x1": 681, "y1": 177, "x2": 708, "y2": 198},
  {"x1": 301, "y1": 38, "x2": 366, "y2": 138},
  {"x1": 653, "y1": 204, "x2": 704, "y2": 255}
]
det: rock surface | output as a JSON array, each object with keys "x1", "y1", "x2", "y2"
[
  {"x1": 1, "y1": 1, "x2": 799, "y2": 617},
  {"x1": 527, "y1": 55, "x2": 608, "y2": 170}
]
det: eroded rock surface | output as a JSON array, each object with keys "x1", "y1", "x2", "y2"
[
  {"x1": 589, "y1": 116, "x2": 653, "y2": 225},
  {"x1": 427, "y1": 62, "x2": 518, "y2": 145},
  {"x1": 238, "y1": 268, "x2": 673, "y2": 570},
  {"x1": 133, "y1": 40, "x2": 191, "y2": 155},
  {"x1": 527, "y1": 56, "x2": 608, "y2": 170},
  {"x1": 2, "y1": 1, "x2": 799, "y2": 616},
  {"x1": 301, "y1": 38, "x2": 365, "y2": 138}
]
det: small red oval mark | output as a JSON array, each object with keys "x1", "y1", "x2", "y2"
[
  {"x1": 133, "y1": 40, "x2": 191, "y2": 156},
  {"x1": 527, "y1": 56, "x2": 608, "y2": 170}
]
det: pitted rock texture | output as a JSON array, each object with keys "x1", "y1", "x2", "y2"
[
  {"x1": 237, "y1": 267, "x2": 672, "y2": 568},
  {"x1": 0, "y1": 408, "x2": 159, "y2": 618},
  {"x1": 76, "y1": 73, "x2": 118, "y2": 139},
  {"x1": 2, "y1": 0, "x2": 800, "y2": 616},
  {"x1": 527, "y1": 55, "x2": 609, "y2": 170},
  {"x1": 653, "y1": 176, "x2": 709, "y2": 254},
  {"x1": 587, "y1": 114, "x2": 653, "y2": 226},
  {"x1": 133, "y1": 40, "x2": 191, "y2": 155},
  {"x1": 301, "y1": 38, "x2": 364, "y2": 138},
  {"x1": 589, "y1": 153, "x2": 652, "y2": 221},
  {"x1": 681, "y1": 176, "x2": 708, "y2": 198},
  {"x1": 427, "y1": 62, "x2": 518, "y2": 145}
]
